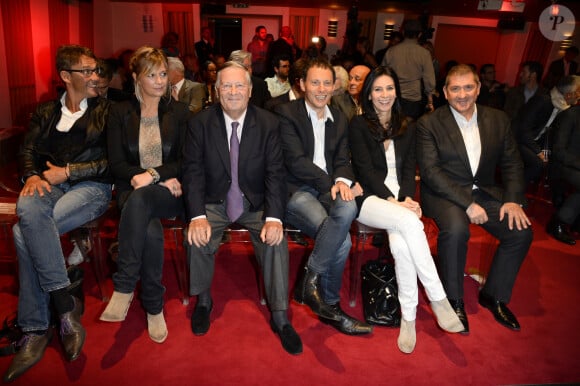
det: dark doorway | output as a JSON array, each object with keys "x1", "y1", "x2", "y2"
[{"x1": 210, "y1": 17, "x2": 242, "y2": 60}]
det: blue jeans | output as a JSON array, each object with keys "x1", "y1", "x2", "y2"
[
  {"x1": 13, "y1": 181, "x2": 112, "y2": 332},
  {"x1": 285, "y1": 186, "x2": 357, "y2": 305}
]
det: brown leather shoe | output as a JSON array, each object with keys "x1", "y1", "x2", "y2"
[
  {"x1": 59, "y1": 296, "x2": 86, "y2": 361},
  {"x1": 3, "y1": 328, "x2": 53, "y2": 383}
]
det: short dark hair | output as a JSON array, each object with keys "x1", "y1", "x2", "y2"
[
  {"x1": 56, "y1": 45, "x2": 95, "y2": 74},
  {"x1": 480, "y1": 64, "x2": 495, "y2": 75},
  {"x1": 522, "y1": 61, "x2": 543, "y2": 80},
  {"x1": 272, "y1": 54, "x2": 291, "y2": 69},
  {"x1": 255, "y1": 25, "x2": 266, "y2": 33},
  {"x1": 565, "y1": 46, "x2": 579, "y2": 55},
  {"x1": 303, "y1": 58, "x2": 335, "y2": 83}
]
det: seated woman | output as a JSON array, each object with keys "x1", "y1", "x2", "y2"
[
  {"x1": 100, "y1": 46, "x2": 190, "y2": 343},
  {"x1": 348, "y1": 66, "x2": 464, "y2": 354}
]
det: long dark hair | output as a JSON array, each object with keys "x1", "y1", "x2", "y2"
[{"x1": 360, "y1": 66, "x2": 407, "y2": 142}]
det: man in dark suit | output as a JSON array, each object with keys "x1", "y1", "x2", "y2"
[
  {"x1": 544, "y1": 46, "x2": 579, "y2": 90},
  {"x1": 167, "y1": 57, "x2": 206, "y2": 114},
  {"x1": 194, "y1": 27, "x2": 214, "y2": 67},
  {"x1": 417, "y1": 64, "x2": 533, "y2": 333},
  {"x1": 547, "y1": 105, "x2": 580, "y2": 245},
  {"x1": 182, "y1": 61, "x2": 302, "y2": 355},
  {"x1": 275, "y1": 58, "x2": 371, "y2": 335}
]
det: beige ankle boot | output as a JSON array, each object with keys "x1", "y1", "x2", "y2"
[
  {"x1": 100, "y1": 291, "x2": 134, "y2": 322},
  {"x1": 430, "y1": 298, "x2": 465, "y2": 333},
  {"x1": 397, "y1": 319, "x2": 416, "y2": 354},
  {"x1": 147, "y1": 312, "x2": 168, "y2": 343}
]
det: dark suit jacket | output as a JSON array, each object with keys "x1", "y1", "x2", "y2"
[
  {"x1": 264, "y1": 90, "x2": 291, "y2": 112},
  {"x1": 107, "y1": 96, "x2": 189, "y2": 207},
  {"x1": 178, "y1": 79, "x2": 206, "y2": 114},
  {"x1": 182, "y1": 103, "x2": 286, "y2": 221},
  {"x1": 250, "y1": 75, "x2": 271, "y2": 109},
  {"x1": 331, "y1": 93, "x2": 358, "y2": 122},
  {"x1": 552, "y1": 105, "x2": 580, "y2": 185},
  {"x1": 544, "y1": 58, "x2": 579, "y2": 89},
  {"x1": 511, "y1": 92, "x2": 553, "y2": 155},
  {"x1": 348, "y1": 115, "x2": 417, "y2": 210},
  {"x1": 416, "y1": 104, "x2": 526, "y2": 217},
  {"x1": 194, "y1": 40, "x2": 214, "y2": 66},
  {"x1": 275, "y1": 99, "x2": 354, "y2": 196}
]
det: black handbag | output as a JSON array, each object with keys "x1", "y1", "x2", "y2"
[{"x1": 360, "y1": 257, "x2": 401, "y2": 327}]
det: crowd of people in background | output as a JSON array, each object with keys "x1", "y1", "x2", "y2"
[{"x1": 4, "y1": 17, "x2": 580, "y2": 383}]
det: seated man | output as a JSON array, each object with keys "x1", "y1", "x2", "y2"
[
  {"x1": 182, "y1": 61, "x2": 302, "y2": 355},
  {"x1": 547, "y1": 105, "x2": 580, "y2": 245},
  {"x1": 275, "y1": 58, "x2": 372, "y2": 335},
  {"x1": 265, "y1": 54, "x2": 291, "y2": 98},
  {"x1": 4, "y1": 45, "x2": 112, "y2": 383},
  {"x1": 417, "y1": 64, "x2": 533, "y2": 333},
  {"x1": 511, "y1": 75, "x2": 580, "y2": 184},
  {"x1": 331, "y1": 64, "x2": 370, "y2": 121},
  {"x1": 167, "y1": 56, "x2": 206, "y2": 114}
]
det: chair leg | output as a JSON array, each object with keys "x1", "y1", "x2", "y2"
[
  {"x1": 87, "y1": 226, "x2": 112, "y2": 302},
  {"x1": 349, "y1": 232, "x2": 366, "y2": 307},
  {"x1": 170, "y1": 227, "x2": 189, "y2": 306}
]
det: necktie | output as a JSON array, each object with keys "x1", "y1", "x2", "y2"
[
  {"x1": 171, "y1": 85, "x2": 179, "y2": 101},
  {"x1": 226, "y1": 122, "x2": 243, "y2": 222}
]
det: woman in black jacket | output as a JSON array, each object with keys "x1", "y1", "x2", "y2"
[
  {"x1": 349, "y1": 66, "x2": 463, "y2": 354},
  {"x1": 100, "y1": 46, "x2": 190, "y2": 343}
]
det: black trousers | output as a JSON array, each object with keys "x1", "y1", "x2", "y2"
[
  {"x1": 113, "y1": 185, "x2": 184, "y2": 315},
  {"x1": 433, "y1": 189, "x2": 533, "y2": 303}
]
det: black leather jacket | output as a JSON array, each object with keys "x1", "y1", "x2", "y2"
[{"x1": 19, "y1": 96, "x2": 111, "y2": 184}]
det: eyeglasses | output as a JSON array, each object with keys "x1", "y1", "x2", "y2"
[
  {"x1": 64, "y1": 68, "x2": 103, "y2": 77},
  {"x1": 219, "y1": 83, "x2": 248, "y2": 92}
]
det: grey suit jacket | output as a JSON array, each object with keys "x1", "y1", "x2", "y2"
[
  {"x1": 416, "y1": 104, "x2": 526, "y2": 217},
  {"x1": 178, "y1": 79, "x2": 206, "y2": 114}
]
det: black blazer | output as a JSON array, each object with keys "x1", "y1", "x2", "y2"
[
  {"x1": 264, "y1": 91, "x2": 291, "y2": 112},
  {"x1": 275, "y1": 99, "x2": 354, "y2": 196},
  {"x1": 182, "y1": 103, "x2": 286, "y2": 220},
  {"x1": 348, "y1": 115, "x2": 417, "y2": 210},
  {"x1": 552, "y1": 105, "x2": 580, "y2": 182},
  {"x1": 416, "y1": 104, "x2": 526, "y2": 217},
  {"x1": 107, "y1": 96, "x2": 189, "y2": 206},
  {"x1": 250, "y1": 75, "x2": 272, "y2": 109}
]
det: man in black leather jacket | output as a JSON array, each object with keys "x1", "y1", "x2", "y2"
[{"x1": 4, "y1": 45, "x2": 112, "y2": 383}]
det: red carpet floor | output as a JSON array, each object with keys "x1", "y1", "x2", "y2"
[{"x1": 1, "y1": 204, "x2": 579, "y2": 385}]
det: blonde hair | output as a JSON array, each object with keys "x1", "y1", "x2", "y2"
[{"x1": 130, "y1": 46, "x2": 169, "y2": 103}]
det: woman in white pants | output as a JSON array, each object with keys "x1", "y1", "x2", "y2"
[{"x1": 348, "y1": 66, "x2": 464, "y2": 353}]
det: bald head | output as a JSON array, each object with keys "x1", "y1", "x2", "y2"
[{"x1": 348, "y1": 65, "x2": 371, "y2": 99}]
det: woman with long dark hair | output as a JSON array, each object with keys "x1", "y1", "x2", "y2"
[{"x1": 349, "y1": 66, "x2": 463, "y2": 353}]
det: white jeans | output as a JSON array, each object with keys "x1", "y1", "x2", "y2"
[{"x1": 358, "y1": 195, "x2": 447, "y2": 321}]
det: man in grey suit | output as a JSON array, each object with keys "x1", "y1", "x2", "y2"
[
  {"x1": 417, "y1": 64, "x2": 533, "y2": 333},
  {"x1": 167, "y1": 57, "x2": 206, "y2": 114},
  {"x1": 182, "y1": 61, "x2": 302, "y2": 355}
]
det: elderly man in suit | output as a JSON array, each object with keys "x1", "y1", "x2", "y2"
[
  {"x1": 167, "y1": 57, "x2": 206, "y2": 114},
  {"x1": 275, "y1": 58, "x2": 372, "y2": 335},
  {"x1": 417, "y1": 64, "x2": 533, "y2": 334},
  {"x1": 182, "y1": 61, "x2": 302, "y2": 355}
]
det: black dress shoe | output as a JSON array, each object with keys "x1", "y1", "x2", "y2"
[
  {"x1": 191, "y1": 301, "x2": 213, "y2": 336},
  {"x1": 3, "y1": 328, "x2": 53, "y2": 383},
  {"x1": 478, "y1": 292, "x2": 520, "y2": 331},
  {"x1": 546, "y1": 217, "x2": 576, "y2": 245},
  {"x1": 294, "y1": 267, "x2": 340, "y2": 321},
  {"x1": 269, "y1": 319, "x2": 303, "y2": 355},
  {"x1": 448, "y1": 298, "x2": 469, "y2": 335},
  {"x1": 59, "y1": 296, "x2": 85, "y2": 361},
  {"x1": 320, "y1": 303, "x2": 373, "y2": 335}
]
